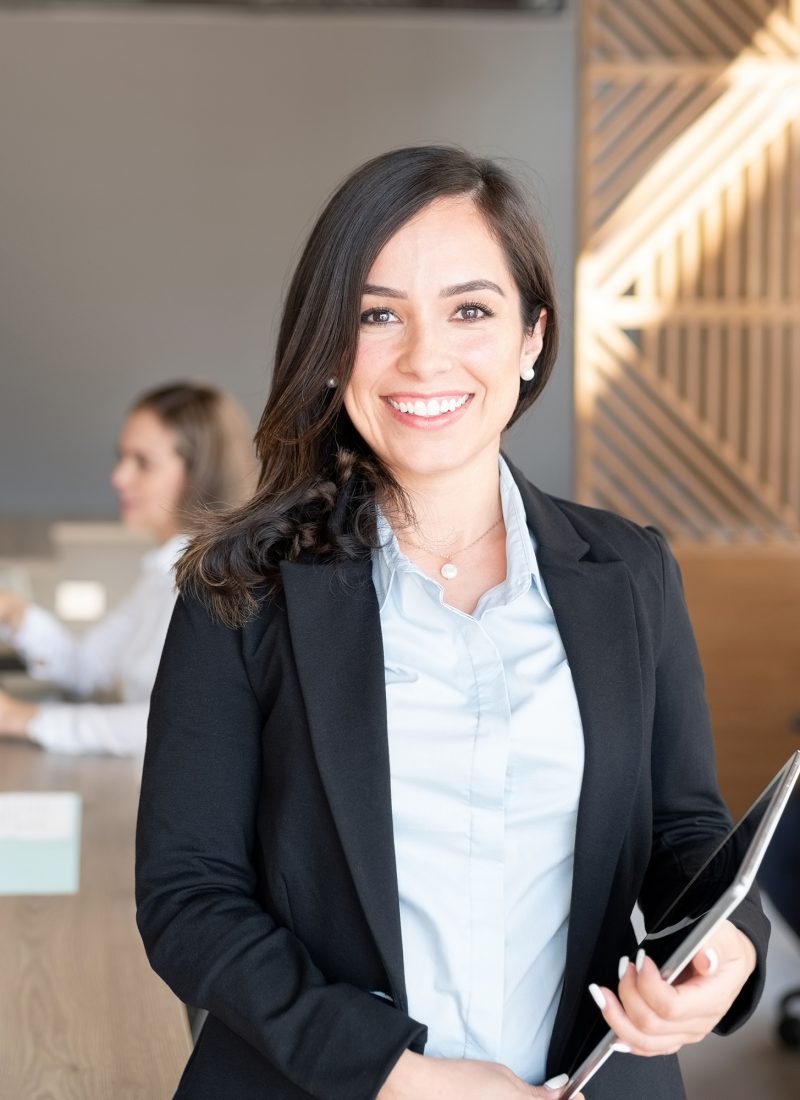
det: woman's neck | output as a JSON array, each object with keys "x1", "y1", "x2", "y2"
[
  {"x1": 148, "y1": 522, "x2": 183, "y2": 548},
  {"x1": 389, "y1": 453, "x2": 504, "y2": 553}
]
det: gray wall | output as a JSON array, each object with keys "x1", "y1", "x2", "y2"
[{"x1": 0, "y1": 5, "x2": 577, "y2": 517}]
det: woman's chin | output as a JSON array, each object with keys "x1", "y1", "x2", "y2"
[
  {"x1": 387, "y1": 440, "x2": 500, "y2": 486},
  {"x1": 119, "y1": 511, "x2": 151, "y2": 536}
]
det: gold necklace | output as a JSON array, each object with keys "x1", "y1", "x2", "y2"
[{"x1": 402, "y1": 515, "x2": 504, "y2": 581}]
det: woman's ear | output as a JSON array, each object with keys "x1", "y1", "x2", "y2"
[{"x1": 523, "y1": 307, "x2": 548, "y2": 365}]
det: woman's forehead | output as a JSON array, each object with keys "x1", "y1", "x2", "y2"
[
  {"x1": 366, "y1": 196, "x2": 513, "y2": 290},
  {"x1": 119, "y1": 409, "x2": 176, "y2": 453}
]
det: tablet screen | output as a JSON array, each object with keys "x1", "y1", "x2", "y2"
[{"x1": 641, "y1": 766, "x2": 784, "y2": 965}]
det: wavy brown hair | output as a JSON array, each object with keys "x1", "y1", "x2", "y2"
[{"x1": 177, "y1": 146, "x2": 559, "y2": 626}]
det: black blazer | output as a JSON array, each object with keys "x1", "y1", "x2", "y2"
[{"x1": 136, "y1": 468, "x2": 769, "y2": 1100}]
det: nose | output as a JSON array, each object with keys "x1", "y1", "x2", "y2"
[
  {"x1": 111, "y1": 457, "x2": 131, "y2": 491},
  {"x1": 396, "y1": 319, "x2": 453, "y2": 381}
]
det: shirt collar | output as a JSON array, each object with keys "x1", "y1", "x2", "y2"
[
  {"x1": 372, "y1": 457, "x2": 548, "y2": 612},
  {"x1": 142, "y1": 533, "x2": 190, "y2": 577},
  {"x1": 373, "y1": 510, "x2": 415, "y2": 611},
  {"x1": 499, "y1": 456, "x2": 549, "y2": 607}
]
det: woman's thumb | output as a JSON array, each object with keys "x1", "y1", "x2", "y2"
[{"x1": 694, "y1": 945, "x2": 720, "y2": 976}]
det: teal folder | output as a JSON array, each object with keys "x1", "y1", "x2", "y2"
[{"x1": 0, "y1": 792, "x2": 82, "y2": 895}]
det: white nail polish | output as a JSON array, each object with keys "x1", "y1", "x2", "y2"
[
  {"x1": 589, "y1": 983, "x2": 607, "y2": 1010},
  {"x1": 544, "y1": 1073, "x2": 569, "y2": 1089},
  {"x1": 612, "y1": 1042, "x2": 632, "y2": 1054},
  {"x1": 618, "y1": 955, "x2": 629, "y2": 980},
  {"x1": 704, "y1": 947, "x2": 719, "y2": 975},
  {"x1": 635, "y1": 947, "x2": 646, "y2": 973}
]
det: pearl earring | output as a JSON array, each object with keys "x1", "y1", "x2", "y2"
[
  {"x1": 520, "y1": 365, "x2": 535, "y2": 382},
  {"x1": 325, "y1": 377, "x2": 338, "y2": 389}
]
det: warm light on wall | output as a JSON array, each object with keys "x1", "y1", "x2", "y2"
[{"x1": 576, "y1": 0, "x2": 800, "y2": 543}]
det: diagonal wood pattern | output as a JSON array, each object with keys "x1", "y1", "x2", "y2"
[{"x1": 577, "y1": 0, "x2": 800, "y2": 542}]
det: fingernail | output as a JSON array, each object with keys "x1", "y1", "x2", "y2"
[
  {"x1": 612, "y1": 1042, "x2": 632, "y2": 1054},
  {"x1": 635, "y1": 947, "x2": 646, "y2": 973},
  {"x1": 704, "y1": 947, "x2": 719, "y2": 975},
  {"x1": 589, "y1": 983, "x2": 607, "y2": 1009},
  {"x1": 544, "y1": 1074, "x2": 569, "y2": 1089},
  {"x1": 618, "y1": 955, "x2": 629, "y2": 980}
]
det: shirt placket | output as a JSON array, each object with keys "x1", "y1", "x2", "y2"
[{"x1": 461, "y1": 616, "x2": 511, "y2": 1061}]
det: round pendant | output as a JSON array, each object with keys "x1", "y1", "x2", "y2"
[{"x1": 440, "y1": 562, "x2": 458, "y2": 580}]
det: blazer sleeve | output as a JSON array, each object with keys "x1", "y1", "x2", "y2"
[
  {"x1": 135, "y1": 591, "x2": 426, "y2": 1100},
  {"x1": 638, "y1": 529, "x2": 770, "y2": 1035}
]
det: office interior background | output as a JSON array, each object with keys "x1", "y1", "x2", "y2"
[{"x1": 0, "y1": 1, "x2": 798, "y2": 1096}]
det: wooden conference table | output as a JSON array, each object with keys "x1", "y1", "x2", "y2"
[{"x1": 0, "y1": 740, "x2": 191, "y2": 1098}]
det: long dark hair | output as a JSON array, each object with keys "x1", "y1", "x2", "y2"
[{"x1": 177, "y1": 146, "x2": 559, "y2": 626}]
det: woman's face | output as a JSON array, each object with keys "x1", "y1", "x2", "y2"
[
  {"x1": 344, "y1": 196, "x2": 545, "y2": 491},
  {"x1": 110, "y1": 409, "x2": 187, "y2": 543}
]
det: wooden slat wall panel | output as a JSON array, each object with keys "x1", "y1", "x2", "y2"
[{"x1": 577, "y1": 0, "x2": 800, "y2": 544}]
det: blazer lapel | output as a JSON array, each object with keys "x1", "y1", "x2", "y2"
[
  {"x1": 280, "y1": 557, "x2": 408, "y2": 1010},
  {"x1": 512, "y1": 472, "x2": 646, "y2": 1070}
]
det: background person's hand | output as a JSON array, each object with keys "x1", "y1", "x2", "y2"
[
  {"x1": 0, "y1": 589, "x2": 27, "y2": 634},
  {"x1": 0, "y1": 688, "x2": 36, "y2": 739},
  {"x1": 588, "y1": 919, "x2": 757, "y2": 1057},
  {"x1": 378, "y1": 1050, "x2": 584, "y2": 1099}
]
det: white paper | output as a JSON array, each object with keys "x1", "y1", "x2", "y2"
[{"x1": 0, "y1": 792, "x2": 80, "y2": 841}]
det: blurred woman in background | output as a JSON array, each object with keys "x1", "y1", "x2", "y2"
[{"x1": 0, "y1": 381, "x2": 255, "y2": 754}]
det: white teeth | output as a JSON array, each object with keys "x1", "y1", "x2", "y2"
[{"x1": 388, "y1": 395, "x2": 469, "y2": 417}]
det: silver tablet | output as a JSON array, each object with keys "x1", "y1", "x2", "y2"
[{"x1": 563, "y1": 750, "x2": 800, "y2": 1099}]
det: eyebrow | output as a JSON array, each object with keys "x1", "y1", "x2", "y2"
[
  {"x1": 440, "y1": 279, "x2": 505, "y2": 298},
  {"x1": 362, "y1": 279, "x2": 505, "y2": 299},
  {"x1": 363, "y1": 283, "x2": 407, "y2": 299}
]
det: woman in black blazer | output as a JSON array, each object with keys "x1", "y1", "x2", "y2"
[{"x1": 136, "y1": 147, "x2": 768, "y2": 1100}]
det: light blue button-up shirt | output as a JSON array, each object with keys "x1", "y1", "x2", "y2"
[{"x1": 372, "y1": 458, "x2": 585, "y2": 1083}]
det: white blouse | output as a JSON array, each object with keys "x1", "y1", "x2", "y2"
[{"x1": 4, "y1": 534, "x2": 187, "y2": 755}]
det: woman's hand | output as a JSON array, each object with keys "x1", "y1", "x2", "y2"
[
  {"x1": 0, "y1": 688, "x2": 37, "y2": 739},
  {"x1": 589, "y1": 920, "x2": 757, "y2": 1057},
  {"x1": 0, "y1": 589, "x2": 27, "y2": 634},
  {"x1": 378, "y1": 1051, "x2": 583, "y2": 1099}
]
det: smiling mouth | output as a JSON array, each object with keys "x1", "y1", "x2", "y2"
[{"x1": 386, "y1": 394, "x2": 471, "y2": 418}]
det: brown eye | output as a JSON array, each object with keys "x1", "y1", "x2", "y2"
[
  {"x1": 360, "y1": 307, "x2": 397, "y2": 325},
  {"x1": 454, "y1": 301, "x2": 492, "y2": 322}
]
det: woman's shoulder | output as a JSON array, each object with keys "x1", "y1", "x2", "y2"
[
  {"x1": 537, "y1": 495, "x2": 680, "y2": 640},
  {"x1": 176, "y1": 580, "x2": 278, "y2": 633},
  {"x1": 547, "y1": 493, "x2": 668, "y2": 562},
  {"x1": 505, "y1": 462, "x2": 674, "y2": 606},
  {"x1": 507, "y1": 461, "x2": 669, "y2": 572}
]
